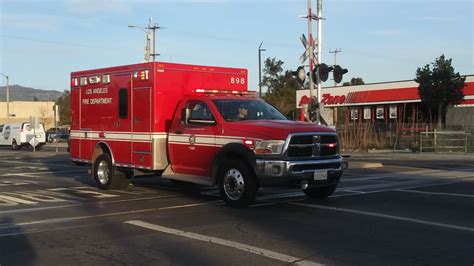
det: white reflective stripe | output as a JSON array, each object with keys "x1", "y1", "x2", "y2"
[
  {"x1": 70, "y1": 132, "x2": 167, "y2": 141},
  {"x1": 215, "y1": 138, "x2": 241, "y2": 145},
  {"x1": 195, "y1": 136, "x2": 214, "y2": 145},
  {"x1": 169, "y1": 135, "x2": 190, "y2": 143},
  {"x1": 125, "y1": 220, "x2": 322, "y2": 266}
]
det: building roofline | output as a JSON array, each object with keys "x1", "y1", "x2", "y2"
[{"x1": 323, "y1": 74, "x2": 474, "y2": 89}]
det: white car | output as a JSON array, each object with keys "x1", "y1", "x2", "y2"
[{"x1": 0, "y1": 122, "x2": 46, "y2": 150}]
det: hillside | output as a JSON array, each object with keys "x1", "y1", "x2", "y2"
[{"x1": 0, "y1": 85, "x2": 63, "y2": 102}]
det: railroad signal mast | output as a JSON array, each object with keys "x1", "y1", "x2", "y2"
[{"x1": 295, "y1": 0, "x2": 348, "y2": 123}]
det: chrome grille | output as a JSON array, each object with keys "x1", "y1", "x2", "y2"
[{"x1": 287, "y1": 133, "x2": 338, "y2": 158}]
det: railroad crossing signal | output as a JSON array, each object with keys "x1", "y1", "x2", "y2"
[
  {"x1": 311, "y1": 63, "x2": 333, "y2": 83},
  {"x1": 292, "y1": 66, "x2": 306, "y2": 85},
  {"x1": 311, "y1": 64, "x2": 348, "y2": 84},
  {"x1": 333, "y1": 65, "x2": 348, "y2": 83},
  {"x1": 299, "y1": 34, "x2": 317, "y2": 64}
]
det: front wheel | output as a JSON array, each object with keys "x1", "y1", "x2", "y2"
[
  {"x1": 93, "y1": 154, "x2": 130, "y2": 190},
  {"x1": 218, "y1": 160, "x2": 257, "y2": 208},
  {"x1": 303, "y1": 184, "x2": 337, "y2": 199}
]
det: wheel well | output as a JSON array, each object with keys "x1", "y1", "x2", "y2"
[
  {"x1": 92, "y1": 142, "x2": 113, "y2": 165},
  {"x1": 211, "y1": 148, "x2": 259, "y2": 187}
]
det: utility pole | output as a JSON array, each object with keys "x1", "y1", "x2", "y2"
[
  {"x1": 128, "y1": 25, "x2": 150, "y2": 62},
  {"x1": 147, "y1": 17, "x2": 163, "y2": 62},
  {"x1": 258, "y1": 42, "x2": 266, "y2": 98},
  {"x1": 0, "y1": 73, "x2": 9, "y2": 122},
  {"x1": 329, "y1": 48, "x2": 341, "y2": 87}
]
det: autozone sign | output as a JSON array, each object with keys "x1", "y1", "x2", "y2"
[{"x1": 321, "y1": 93, "x2": 346, "y2": 105}]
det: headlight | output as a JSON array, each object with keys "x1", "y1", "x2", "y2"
[{"x1": 254, "y1": 140, "x2": 285, "y2": 155}]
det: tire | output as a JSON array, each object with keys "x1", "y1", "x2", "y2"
[
  {"x1": 218, "y1": 160, "x2": 257, "y2": 208},
  {"x1": 303, "y1": 184, "x2": 337, "y2": 200},
  {"x1": 11, "y1": 139, "x2": 19, "y2": 150},
  {"x1": 93, "y1": 153, "x2": 130, "y2": 190}
]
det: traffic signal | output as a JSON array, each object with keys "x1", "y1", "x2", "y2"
[
  {"x1": 311, "y1": 63, "x2": 333, "y2": 83},
  {"x1": 292, "y1": 66, "x2": 306, "y2": 84},
  {"x1": 333, "y1": 65, "x2": 348, "y2": 84}
]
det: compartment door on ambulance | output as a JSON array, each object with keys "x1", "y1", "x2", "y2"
[
  {"x1": 131, "y1": 87, "x2": 152, "y2": 168},
  {"x1": 169, "y1": 100, "x2": 220, "y2": 178}
]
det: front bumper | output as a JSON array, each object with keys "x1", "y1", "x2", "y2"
[{"x1": 255, "y1": 156, "x2": 343, "y2": 187}]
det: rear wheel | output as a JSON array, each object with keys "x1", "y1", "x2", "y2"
[
  {"x1": 302, "y1": 184, "x2": 337, "y2": 199},
  {"x1": 93, "y1": 153, "x2": 130, "y2": 190},
  {"x1": 218, "y1": 160, "x2": 257, "y2": 208},
  {"x1": 11, "y1": 139, "x2": 19, "y2": 150}
]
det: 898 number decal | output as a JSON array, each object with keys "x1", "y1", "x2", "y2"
[{"x1": 230, "y1": 77, "x2": 246, "y2": 85}]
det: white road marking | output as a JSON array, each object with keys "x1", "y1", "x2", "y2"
[
  {"x1": 355, "y1": 179, "x2": 472, "y2": 194},
  {"x1": 0, "y1": 204, "x2": 82, "y2": 215},
  {"x1": 395, "y1": 189, "x2": 474, "y2": 198},
  {"x1": 0, "y1": 201, "x2": 221, "y2": 231},
  {"x1": 0, "y1": 195, "x2": 38, "y2": 205},
  {"x1": 290, "y1": 202, "x2": 474, "y2": 233},
  {"x1": 1, "y1": 170, "x2": 85, "y2": 177},
  {"x1": 2, "y1": 174, "x2": 39, "y2": 178},
  {"x1": 48, "y1": 187, "x2": 119, "y2": 198},
  {"x1": 125, "y1": 220, "x2": 322, "y2": 266}
]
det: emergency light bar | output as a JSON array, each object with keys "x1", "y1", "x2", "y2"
[{"x1": 194, "y1": 89, "x2": 257, "y2": 97}]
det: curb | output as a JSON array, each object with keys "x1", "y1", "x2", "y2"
[{"x1": 349, "y1": 162, "x2": 384, "y2": 169}]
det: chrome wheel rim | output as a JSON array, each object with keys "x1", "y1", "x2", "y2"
[
  {"x1": 97, "y1": 160, "x2": 110, "y2": 185},
  {"x1": 223, "y1": 168, "x2": 245, "y2": 201}
]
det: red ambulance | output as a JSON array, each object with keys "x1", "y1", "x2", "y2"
[{"x1": 70, "y1": 62, "x2": 343, "y2": 207}]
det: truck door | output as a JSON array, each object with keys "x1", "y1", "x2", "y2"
[
  {"x1": 131, "y1": 86, "x2": 152, "y2": 168},
  {"x1": 169, "y1": 100, "x2": 220, "y2": 178}
]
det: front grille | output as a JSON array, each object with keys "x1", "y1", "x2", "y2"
[{"x1": 287, "y1": 134, "x2": 338, "y2": 158}]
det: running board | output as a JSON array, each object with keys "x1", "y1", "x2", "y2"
[{"x1": 161, "y1": 165, "x2": 214, "y2": 185}]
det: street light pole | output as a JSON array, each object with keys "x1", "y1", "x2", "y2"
[
  {"x1": 128, "y1": 25, "x2": 150, "y2": 62},
  {"x1": 258, "y1": 42, "x2": 266, "y2": 98},
  {"x1": 0, "y1": 73, "x2": 9, "y2": 122}
]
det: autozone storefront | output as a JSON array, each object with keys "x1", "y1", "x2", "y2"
[{"x1": 296, "y1": 75, "x2": 474, "y2": 130}]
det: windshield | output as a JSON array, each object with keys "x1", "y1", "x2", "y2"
[{"x1": 213, "y1": 99, "x2": 287, "y2": 122}]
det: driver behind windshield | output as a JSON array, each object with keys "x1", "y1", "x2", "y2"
[{"x1": 235, "y1": 104, "x2": 248, "y2": 120}]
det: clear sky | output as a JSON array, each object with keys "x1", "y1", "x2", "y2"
[{"x1": 0, "y1": 0, "x2": 473, "y2": 92}]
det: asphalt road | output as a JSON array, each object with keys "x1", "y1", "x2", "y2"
[{"x1": 0, "y1": 145, "x2": 473, "y2": 265}]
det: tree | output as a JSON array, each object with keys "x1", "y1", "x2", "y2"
[
  {"x1": 343, "y1": 77, "x2": 365, "y2": 86},
  {"x1": 415, "y1": 54, "x2": 465, "y2": 128},
  {"x1": 55, "y1": 90, "x2": 71, "y2": 126},
  {"x1": 37, "y1": 106, "x2": 52, "y2": 129},
  {"x1": 262, "y1": 58, "x2": 300, "y2": 118}
]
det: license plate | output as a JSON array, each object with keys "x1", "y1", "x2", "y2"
[{"x1": 314, "y1": 170, "x2": 328, "y2": 181}]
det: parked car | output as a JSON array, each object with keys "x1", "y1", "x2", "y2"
[{"x1": 46, "y1": 127, "x2": 70, "y2": 143}]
